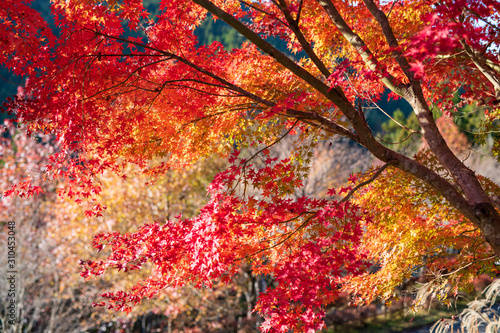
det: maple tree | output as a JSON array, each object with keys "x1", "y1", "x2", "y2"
[{"x1": 3, "y1": 0, "x2": 500, "y2": 331}]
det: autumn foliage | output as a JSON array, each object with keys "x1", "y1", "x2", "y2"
[{"x1": 3, "y1": 0, "x2": 500, "y2": 331}]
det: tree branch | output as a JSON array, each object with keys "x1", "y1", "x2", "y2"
[
  {"x1": 460, "y1": 40, "x2": 500, "y2": 99},
  {"x1": 315, "y1": 0, "x2": 406, "y2": 96},
  {"x1": 362, "y1": 0, "x2": 415, "y2": 83},
  {"x1": 340, "y1": 161, "x2": 396, "y2": 203},
  {"x1": 191, "y1": 0, "x2": 348, "y2": 105},
  {"x1": 276, "y1": 0, "x2": 331, "y2": 78},
  {"x1": 285, "y1": 109, "x2": 360, "y2": 143}
]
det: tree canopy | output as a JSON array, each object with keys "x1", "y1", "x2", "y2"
[{"x1": 2, "y1": 0, "x2": 500, "y2": 331}]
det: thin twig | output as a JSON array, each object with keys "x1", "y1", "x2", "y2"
[
  {"x1": 386, "y1": 0, "x2": 400, "y2": 19},
  {"x1": 340, "y1": 161, "x2": 396, "y2": 203}
]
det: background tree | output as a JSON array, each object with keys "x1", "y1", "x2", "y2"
[{"x1": 0, "y1": 123, "x2": 93, "y2": 333}]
